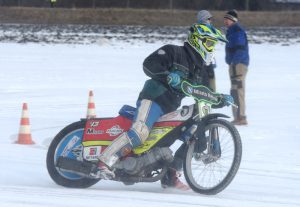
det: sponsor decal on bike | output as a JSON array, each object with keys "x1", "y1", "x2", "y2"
[
  {"x1": 89, "y1": 147, "x2": 97, "y2": 155},
  {"x1": 106, "y1": 125, "x2": 123, "y2": 136},
  {"x1": 149, "y1": 128, "x2": 170, "y2": 136},
  {"x1": 71, "y1": 145, "x2": 83, "y2": 158},
  {"x1": 193, "y1": 89, "x2": 218, "y2": 102},
  {"x1": 83, "y1": 146, "x2": 102, "y2": 161},
  {"x1": 133, "y1": 127, "x2": 174, "y2": 154},
  {"x1": 90, "y1": 121, "x2": 100, "y2": 127},
  {"x1": 62, "y1": 135, "x2": 80, "y2": 157},
  {"x1": 187, "y1": 86, "x2": 193, "y2": 94},
  {"x1": 86, "y1": 128, "x2": 104, "y2": 135},
  {"x1": 158, "y1": 106, "x2": 192, "y2": 123}
]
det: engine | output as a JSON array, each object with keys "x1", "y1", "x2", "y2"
[{"x1": 113, "y1": 147, "x2": 173, "y2": 175}]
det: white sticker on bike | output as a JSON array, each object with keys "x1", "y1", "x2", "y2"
[
  {"x1": 83, "y1": 146, "x2": 102, "y2": 161},
  {"x1": 106, "y1": 125, "x2": 123, "y2": 136},
  {"x1": 62, "y1": 135, "x2": 80, "y2": 157}
]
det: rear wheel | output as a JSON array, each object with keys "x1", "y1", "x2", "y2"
[
  {"x1": 46, "y1": 121, "x2": 100, "y2": 188},
  {"x1": 183, "y1": 119, "x2": 242, "y2": 195}
]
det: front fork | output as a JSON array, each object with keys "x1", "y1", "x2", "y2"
[
  {"x1": 190, "y1": 126, "x2": 221, "y2": 164},
  {"x1": 193, "y1": 101, "x2": 212, "y2": 153},
  {"x1": 191, "y1": 102, "x2": 222, "y2": 161},
  {"x1": 207, "y1": 127, "x2": 221, "y2": 158}
]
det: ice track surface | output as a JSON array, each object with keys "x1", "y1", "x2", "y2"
[{"x1": 0, "y1": 29, "x2": 300, "y2": 207}]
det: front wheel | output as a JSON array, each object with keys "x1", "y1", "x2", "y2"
[
  {"x1": 183, "y1": 119, "x2": 242, "y2": 195},
  {"x1": 46, "y1": 121, "x2": 100, "y2": 188}
]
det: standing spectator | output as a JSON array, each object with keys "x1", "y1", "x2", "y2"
[
  {"x1": 50, "y1": 0, "x2": 57, "y2": 8},
  {"x1": 196, "y1": 10, "x2": 217, "y2": 92},
  {"x1": 196, "y1": 10, "x2": 212, "y2": 25},
  {"x1": 224, "y1": 10, "x2": 249, "y2": 125}
]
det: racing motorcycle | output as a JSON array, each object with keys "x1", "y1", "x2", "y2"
[{"x1": 46, "y1": 80, "x2": 242, "y2": 195}]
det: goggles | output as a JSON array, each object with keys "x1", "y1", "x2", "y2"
[{"x1": 201, "y1": 37, "x2": 217, "y2": 51}]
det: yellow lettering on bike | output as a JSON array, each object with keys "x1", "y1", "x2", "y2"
[
  {"x1": 133, "y1": 127, "x2": 174, "y2": 154},
  {"x1": 82, "y1": 127, "x2": 174, "y2": 154}
]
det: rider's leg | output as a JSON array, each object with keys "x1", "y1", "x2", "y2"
[
  {"x1": 98, "y1": 99, "x2": 163, "y2": 176},
  {"x1": 161, "y1": 143, "x2": 190, "y2": 190},
  {"x1": 229, "y1": 63, "x2": 248, "y2": 124}
]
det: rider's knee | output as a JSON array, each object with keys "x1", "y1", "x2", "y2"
[{"x1": 127, "y1": 121, "x2": 150, "y2": 148}]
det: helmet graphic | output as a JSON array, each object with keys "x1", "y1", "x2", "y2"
[{"x1": 187, "y1": 24, "x2": 227, "y2": 64}]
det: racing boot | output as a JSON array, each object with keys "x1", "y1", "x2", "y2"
[
  {"x1": 231, "y1": 116, "x2": 248, "y2": 125},
  {"x1": 161, "y1": 169, "x2": 190, "y2": 191},
  {"x1": 98, "y1": 132, "x2": 133, "y2": 179},
  {"x1": 94, "y1": 162, "x2": 115, "y2": 180}
]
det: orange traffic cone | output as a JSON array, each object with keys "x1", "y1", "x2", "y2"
[
  {"x1": 16, "y1": 103, "x2": 34, "y2": 144},
  {"x1": 87, "y1": 90, "x2": 96, "y2": 119}
]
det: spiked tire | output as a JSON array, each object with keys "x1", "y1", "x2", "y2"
[{"x1": 47, "y1": 121, "x2": 100, "y2": 188}]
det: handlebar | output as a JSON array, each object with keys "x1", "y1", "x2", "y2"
[{"x1": 179, "y1": 80, "x2": 238, "y2": 108}]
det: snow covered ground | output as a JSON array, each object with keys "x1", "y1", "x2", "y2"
[
  {"x1": 0, "y1": 26, "x2": 300, "y2": 206},
  {"x1": 1, "y1": 24, "x2": 300, "y2": 45}
]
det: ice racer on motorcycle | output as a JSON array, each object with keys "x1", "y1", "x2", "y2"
[{"x1": 97, "y1": 23, "x2": 230, "y2": 189}]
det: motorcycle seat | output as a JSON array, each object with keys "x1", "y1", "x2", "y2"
[{"x1": 119, "y1": 105, "x2": 136, "y2": 120}]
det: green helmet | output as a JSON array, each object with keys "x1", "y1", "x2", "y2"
[{"x1": 187, "y1": 24, "x2": 227, "y2": 64}]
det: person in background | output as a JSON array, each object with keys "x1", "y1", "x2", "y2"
[
  {"x1": 224, "y1": 10, "x2": 249, "y2": 125},
  {"x1": 196, "y1": 10, "x2": 217, "y2": 92}
]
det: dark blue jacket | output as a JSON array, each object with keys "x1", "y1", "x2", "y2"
[{"x1": 225, "y1": 23, "x2": 249, "y2": 66}]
